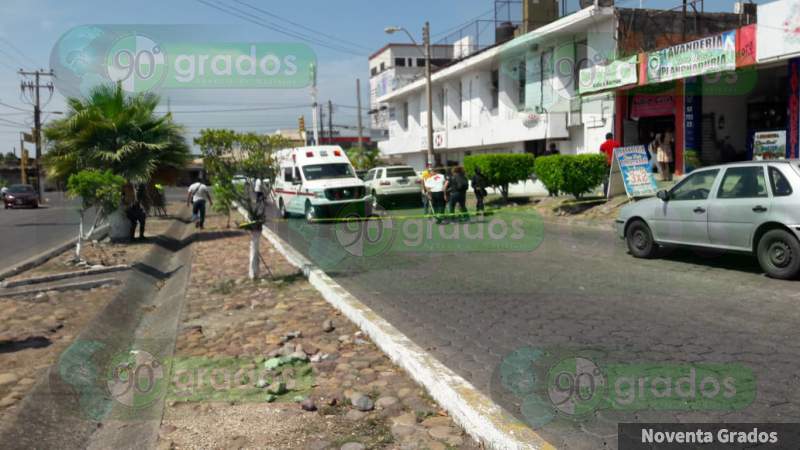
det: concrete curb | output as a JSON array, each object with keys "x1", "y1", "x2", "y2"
[
  {"x1": 0, "y1": 224, "x2": 109, "y2": 282},
  {"x1": 0, "y1": 277, "x2": 121, "y2": 297},
  {"x1": 259, "y1": 223, "x2": 555, "y2": 450},
  {"x1": 1, "y1": 264, "x2": 129, "y2": 289}
]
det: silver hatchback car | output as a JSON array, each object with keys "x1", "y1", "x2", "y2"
[{"x1": 617, "y1": 160, "x2": 800, "y2": 279}]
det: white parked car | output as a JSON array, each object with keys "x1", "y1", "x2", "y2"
[
  {"x1": 272, "y1": 146, "x2": 370, "y2": 222},
  {"x1": 363, "y1": 166, "x2": 422, "y2": 208},
  {"x1": 617, "y1": 160, "x2": 800, "y2": 279}
]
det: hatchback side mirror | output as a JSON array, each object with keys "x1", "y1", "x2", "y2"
[{"x1": 656, "y1": 190, "x2": 670, "y2": 201}]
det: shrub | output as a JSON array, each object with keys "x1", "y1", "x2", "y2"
[
  {"x1": 534, "y1": 154, "x2": 607, "y2": 199},
  {"x1": 463, "y1": 153, "x2": 535, "y2": 201}
]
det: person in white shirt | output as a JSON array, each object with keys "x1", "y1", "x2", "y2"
[
  {"x1": 187, "y1": 180, "x2": 213, "y2": 229},
  {"x1": 423, "y1": 169, "x2": 446, "y2": 223},
  {"x1": 253, "y1": 178, "x2": 265, "y2": 204}
]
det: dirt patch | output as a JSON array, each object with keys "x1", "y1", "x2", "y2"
[{"x1": 159, "y1": 212, "x2": 480, "y2": 450}]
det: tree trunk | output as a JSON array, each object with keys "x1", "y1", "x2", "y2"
[
  {"x1": 249, "y1": 229, "x2": 260, "y2": 280},
  {"x1": 501, "y1": 183, "x2": 510, "y2": 203},
  {"x1": 76, "y1": 213, "x2": 84, "y2": 261}
]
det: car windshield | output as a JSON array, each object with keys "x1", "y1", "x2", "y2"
[
  {"x1": 302, "y1": 163, "x2": 354, "y2": 181},
  {"x1": 386, "y1": 168, "x2": 417, "y2": 178},
  {"x1": 8, "y1": 185, "x2": 34, "y2": 193}
]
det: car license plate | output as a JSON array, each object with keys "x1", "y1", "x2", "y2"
[{"x1": 398, "y1": 178, "x2": 408, "y2": 184}]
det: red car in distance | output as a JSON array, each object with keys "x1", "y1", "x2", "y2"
[{"x1": 2, "y1": 184, "x2": 38, "y2": 209}]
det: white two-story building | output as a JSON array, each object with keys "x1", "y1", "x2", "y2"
[{"x1": 376, "y1": 4, "x2": 619, "y2": 170}]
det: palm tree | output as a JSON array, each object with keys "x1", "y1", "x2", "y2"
[{"x1": 43, "y1": 83, "x2": 190, "y2": 184}]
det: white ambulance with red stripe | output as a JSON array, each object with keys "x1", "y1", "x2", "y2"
[{"x1": 272, "y1": 146, "x2": 371, "y2": 222}]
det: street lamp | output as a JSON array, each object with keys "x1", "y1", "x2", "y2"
[{"x1": 386, "y1": 23, "x2": 434, "y2": 167}]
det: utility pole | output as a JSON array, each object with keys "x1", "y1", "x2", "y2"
[
  {"x1": 309, "y1": 63, "x2": 320, "y2": 146},
  {"x1": 19, "y1": 69, "x2": 55, "y2": 201},
  {"x1": 423, "y1": 22, "x2": 434, "y2": 166},
  {"x1": 356, "y1": 79, "x2": 364, "y2": 150},
  {"x1": 328, "y1": 100, "x2": 334, "y2": 146},
  {"x1": 19, "y1": 136, "x2": 27, "y2": 185}
]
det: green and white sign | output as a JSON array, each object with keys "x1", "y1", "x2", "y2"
[
  {"x1": 646, "y1": 30, "x2": 736, "y2": 84},
  {"x1": 578, "y1": 55, "x2": 638, "y2": 94}
]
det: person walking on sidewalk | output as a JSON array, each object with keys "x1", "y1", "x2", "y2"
[
  {"x1": 599, "y1": 132, "x2": 620, "y2": 197},
  {"x1": 187, "y1": 179, "x2": 213, "y2": 229},
  {"x1": 420, "y1": 163, "x2": 434, "y2": 215},
  {"x1": 471, "y1": 167, "x2": 488, "y2": 215},
  {"x1": 424, "y1": 168, "x2": 446, "y2": 223},
  {"x1": 445, "y1": 166, "x2": 469, "y2": 221}
]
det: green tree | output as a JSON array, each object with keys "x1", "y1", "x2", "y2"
[
  {"x1": 43, "y1": 83, "x2": 190, "y2": 185},
  {"x1": 464, "y1": 153, "x2": 536, "y2": 202},
  {"x1": 67, "y1": 169, "x2": 126, "y2": 260},
  {"x1": 347, "y1": 145, "x2": 379, "y2": 170},
  {"x1": 195, "y1": 129, "x2": 288, "y2": 279}
]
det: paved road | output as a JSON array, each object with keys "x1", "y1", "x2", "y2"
[
  {"x1": 266, "y1": 206, "x2": 800, "y2": 449},
  {"x1": 0, "y1": 192, "x2": 91, "y2": 271}
]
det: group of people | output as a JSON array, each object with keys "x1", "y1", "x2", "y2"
[
  {"x1": 599, "y1": 130, "x2": 676, "y2": 196},
  {"x1": 420, "y1": 164, "x2": 488, "y2": 223}
]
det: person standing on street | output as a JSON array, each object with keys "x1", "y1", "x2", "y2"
[
  {"x1": 187, "y1": 179, "x2": 213, "y2": 229},
  {"x1": 599, "y1": 132, "x2": 621, "y2": 197},
  {"x1": 445, "y1": 166, "x2": 469, "y2": 221},
  {"x1": 254, "y1": 177, "x2": 265, "y2": 205},
  {"x1": 424, "y1": 168, "x2": 446, "y2": 223},
  {"x1": 420, "y1": 163, "x2": 433, "y2": 215},
  {"x1": 471, "y1": 167, "x2": 488, "y2": 214}
]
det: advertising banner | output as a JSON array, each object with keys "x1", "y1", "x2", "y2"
[
  {"x1": 611, "y1": 146, "x2": 658, "y2": 198},
  {"x1": 646, "y1": 31, "x2": 736, "y2": 84},
  {"x1": 753, "y1": 131, "x2": 787, "y2": 160},
  {"x1": 578, "y1": 55, "x2": 638, "y2": 94}
]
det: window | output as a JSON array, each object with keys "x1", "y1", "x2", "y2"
[
  {"x1": 518, "y1": 59, "x2": 527, "y2": 107},
  {"x1": 490, "y1": 69, "x2": 499, "y2": 110},
  {"x1": 769, "y1": 166, "x2": 793, "y2": 197},
  {"x1": 436, "y1": 87, "x2": 445, "y2": 123},
  {"x1": 417, "y1": 58, "x2": 426, "y2": 67},
  {"x1": 302, "y1": 163, "x2": 354, "y2": 181},
  {"x1": 386, "y1": 167, "x2": 417, "y2": 178},
  {"x1": 283, "y1": 167, "x2": 294, "y2": 183},
  {"x1": 365, "y1": 170, "x2": 375, "y2": 181},
  {"x1": 380, "y1": 62, "x2": 385, "y2": 72},
  {"x1": 670, "y1": 169, "x2": 719, "y2": 201},
  {"x1": 395, "y1": 58, "x2": 406, "y2": 67},
  {"x1": 370, "y1": 67, "x2": 378, "y2": 77},
  {"x1": 717, "y1": 166, "x2": 768, "y2": 199}
]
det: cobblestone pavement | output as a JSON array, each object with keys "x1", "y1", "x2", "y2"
[
  {"x1": 267, "y1": 211, "x2": 800, "y2": 449},
  {"x1": 159, "y1": 214, "x2": 480, "y2": 450}
]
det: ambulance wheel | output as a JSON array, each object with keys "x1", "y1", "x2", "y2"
[{"x1": 305, "y1": 201, "x2": 317, "y2": 223}]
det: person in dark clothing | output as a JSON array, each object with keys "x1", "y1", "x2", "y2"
[
  {"x1": 126, "y1": 201, "x2": 146, "y2": 240},
  {"x1": 471, "y1": 167, "x2": 488, "y2": 214},
  {"x1": 445, "y1": 166, "x2": 469, "y2": 221}
]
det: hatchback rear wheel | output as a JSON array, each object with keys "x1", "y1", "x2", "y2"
[
  {"x1": 626, "y1": 219, "x2": 658, "y2": 259},
  {"x1": 757, "y1": 229, "x2": 800, "y2": 280}
]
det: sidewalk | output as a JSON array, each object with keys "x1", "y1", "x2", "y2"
[{"x1": 159, "y1": 213, "x2": 479, "y2": 450}]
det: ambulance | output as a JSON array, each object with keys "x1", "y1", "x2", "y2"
[{"x1": 271, "y1": 146, "x2": 371, "y2": 222}]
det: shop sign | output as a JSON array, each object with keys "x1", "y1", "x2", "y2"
[
  {"x1": 607, "y1": 146, "x2": 658, "y2": 199},
  {"x1": 646, "y1": 31, "x2": 736, "y2": 84},
  {"x1": 736, "y1": 24, "x2": 756, "y2": 68},
  {"x1": 578, "y1": 55, "x2": 638, "y2": 94},
  {"x1": 753, "y1": 131, "x2": 787, "y2": 160},
  {"x1": 631, "y1": 94, "x2": 674, "y2": 118}
]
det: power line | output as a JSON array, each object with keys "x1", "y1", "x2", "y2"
[
  {"x1": 0, "y1": 101, "x2": 28, "y2": 112},
  {"x1": 161, "y1": 105, "x2": 308, "y2": 114},
  {"x1": 194, "y1": 0, "x2": 365, "y2": 56},
  {"x1": 432, "y1": 8, "x2": 494, "y2": 39},
  {"x1": 0, "y1": 37, "x2": 38, "y2": 66},
  {"x1": 0, "y1": 117, "x2": 26, "y2": 126},
  {"x1": 233, "y1": 0, "x2": 372, "y2": 52}
]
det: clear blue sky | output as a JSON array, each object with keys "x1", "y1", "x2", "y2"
[{"x1": 0, "y1": 0, "x2": 772, "y2": 155}]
